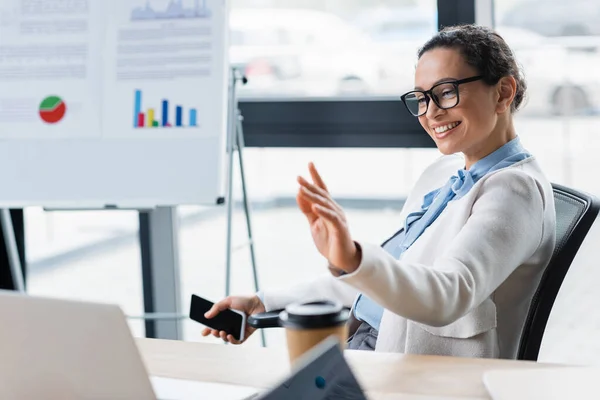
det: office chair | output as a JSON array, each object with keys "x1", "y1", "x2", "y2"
[{"x1": 517, "y1": 183, "x2": 600, "y2": 361}]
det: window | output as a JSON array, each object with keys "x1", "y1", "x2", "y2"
[
  {"x1": 501, "y1": 0, "x2": 600, "y2": 37},
  {"x1": 230, "y1": 0, "x2": 438, "y2": 99}
]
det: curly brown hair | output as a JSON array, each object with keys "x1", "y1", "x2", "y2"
[{"x1": 418, "y1": 24, "x2": 526, "y2": 112}]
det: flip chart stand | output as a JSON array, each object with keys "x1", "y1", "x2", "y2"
[{"x1": 223, "y1": 68, "x2": 265, "y2": 347}]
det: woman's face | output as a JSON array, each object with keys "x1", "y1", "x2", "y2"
[{"x1": 414, "y1": 48, "x2": 500, "y2": 162}]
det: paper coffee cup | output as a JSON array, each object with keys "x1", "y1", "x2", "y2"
[{"x1": 279, "y1": 301, "x2": 349, "y2": 364}]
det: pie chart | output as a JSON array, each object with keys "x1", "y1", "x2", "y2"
[{"x1": 39, "y1": 95, "x2": 67, "y2": 124}]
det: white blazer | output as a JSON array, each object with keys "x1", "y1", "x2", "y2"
[{"x1": 261, "y1": 154, "x2": 556, "y2": 359}]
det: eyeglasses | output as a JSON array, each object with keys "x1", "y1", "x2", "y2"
[{"x1": 400, "y1": 76, "x2": 483, "y2": 117}]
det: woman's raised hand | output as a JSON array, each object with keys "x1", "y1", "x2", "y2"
[{"x1": 296, "y1": 162, "x2": 361, "y2": 273}]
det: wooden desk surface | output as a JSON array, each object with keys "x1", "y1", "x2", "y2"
[{"x1": 136, "y1": 338, "x2": 559, "y2": 400}]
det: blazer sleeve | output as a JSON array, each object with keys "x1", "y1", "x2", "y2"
[
  {"x1": 260, "y1": 273, "x2": 360, "y2": 312},
  {"x1": 334, "y1": 169, "x2": 546, "y2": 327},
  {"x1": 259, "y1": 155, "x2": 465, "y2": 314}
]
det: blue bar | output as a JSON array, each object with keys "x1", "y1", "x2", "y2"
[
  {"x1": 162, "y1": 100, "x2": 169, "y2": 127},
  {"x1": 189, "y1": 109, "x2": 197, "y2": 126},
  {"x1": 134, "y1": 90, "x2": 142, "y2": 128},
  {"x1": 175, "y1": 106, "x2": 183, "y2": 127}
]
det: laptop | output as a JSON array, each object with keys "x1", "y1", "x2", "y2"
[
  {"x1": 0, "y1": 290, "x2": 258, "y2": 399},
  {"x1": 0, "y1": 290, "x2": 366, "y2": 399}
]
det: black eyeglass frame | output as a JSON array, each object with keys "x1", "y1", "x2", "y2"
[{"x1": 400, "y1": 75, "x2": 484, "y2": 117}]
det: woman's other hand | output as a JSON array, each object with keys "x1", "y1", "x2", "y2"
[
  {"x1": 200, "y1": 295, "x2": 265, "y2": 344},
  {"x1": 296, "y1": 162, "x2": 361, "y2": 273}
]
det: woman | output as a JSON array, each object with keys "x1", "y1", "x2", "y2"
[{"x1": 202, "y1": 24, "x2": 556, "y2": 359}]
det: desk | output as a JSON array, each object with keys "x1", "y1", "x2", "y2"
[{"x1": 137, "y1": 338, "x2": 561, "y2": 399}]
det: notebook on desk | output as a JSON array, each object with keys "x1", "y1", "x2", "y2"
[{"x1": 0, "y1": 290, "x2": 366, "y2": 400}]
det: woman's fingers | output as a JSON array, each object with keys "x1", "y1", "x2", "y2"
[
  {"x1": 297, "y1": 191, "x2": 318, "y2": 225},
  {"x1": 300, "y1": 186, "x2": 336, "y2": 212},
  {"x1": 297, "y1": 176, "x2": 328, "y2": 197},
  {"x1": 297, "y1": 176, "x2": 337, "y2": 206},
  {"x1": 204, "y1": 297, "x2": 233, "y2": 319},
  {"x1": 201, "y1": 328, "x2": 212, "y2": 336},
  {"x1": 308, "y1": 162, "x2": 329, "y2": 192},
  {"x1": 202, "y1": 328, "x2": 240, "y2": 344},
  {"x1": 298, "y1": 176, "x2": 344, "y2": 215},
  {"x1": 313, "y1": 204, "x2": 344, "y2": 229},
  {"x1": 227, "y1": 334, "x2": 241, "y2": 345},
  {"x1": 300, "y1": 162, "x2": 343, "y2": 213},
  {"x1": 200, "y1": 326, "x2": 217, "y2": 338},
  {"x1": 218, "y1": 331, "x2": 242, "y2": 344}
]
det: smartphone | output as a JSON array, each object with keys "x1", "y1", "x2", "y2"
[{"x1": 189, "y1": 294, "x2": 246, "y2": 341}]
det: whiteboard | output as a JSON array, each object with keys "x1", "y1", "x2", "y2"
[{"x1": 0, "y1": 0, "x2": 229, "y2": 207}]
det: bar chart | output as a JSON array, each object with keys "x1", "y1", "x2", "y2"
[
  {"x1": 133, "y1": 89, "x2": 198, "y2": 128},
  {"x1": 131, "y1": 0, "x2": 211, "y2": 21}
]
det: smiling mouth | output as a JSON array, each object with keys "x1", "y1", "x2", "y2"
[{"x1": 433, "y1": 121, "x2": 461, "y2": 138}]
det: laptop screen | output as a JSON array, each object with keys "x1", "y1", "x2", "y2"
[{"x1": 256, "y1": 338, "x2": 367, "y2": 400}]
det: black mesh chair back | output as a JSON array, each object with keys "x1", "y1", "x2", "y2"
[{"x1": 517, "y1": 183, "x2": 599, "y2": 361}]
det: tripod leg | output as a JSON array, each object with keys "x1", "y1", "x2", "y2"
[
  {"x1": 235, "y1": 113, "x2": 260, "y2": 294},
  {"x1": 225, "y1": 154, "x2": 234, "y2": 298},
  {"x1": 235, "y1": 112, "x2": 266, "y2": 347},
  {"x1": 224, "y1": 75, "x2": 237, "y2": 298}
]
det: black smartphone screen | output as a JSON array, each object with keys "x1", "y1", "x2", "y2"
[{"x1": 189, "y1": 294, "x2": 245, "y2": 340}]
